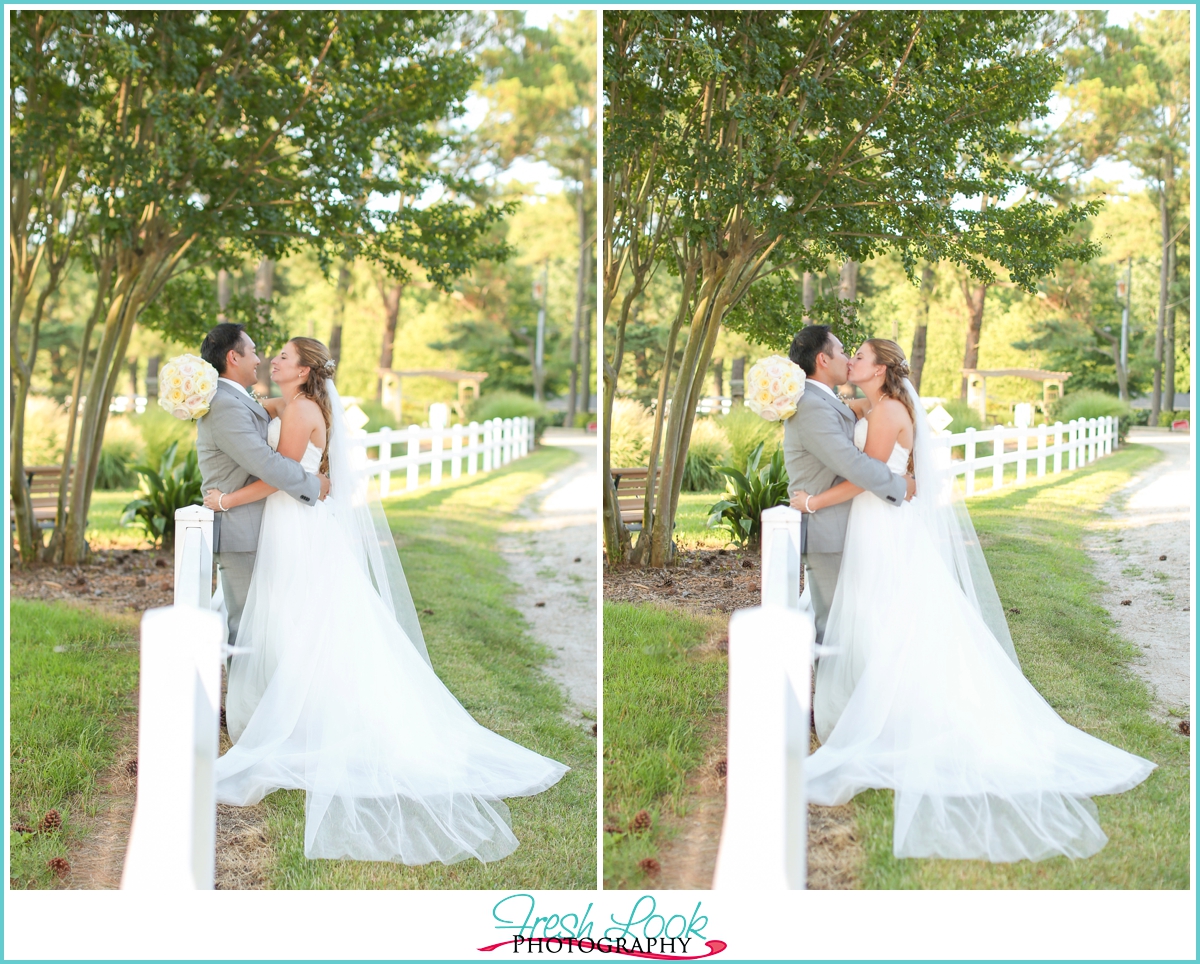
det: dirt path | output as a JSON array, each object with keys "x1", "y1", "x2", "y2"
[
  {"x1": 1085, "y1": 427, "x2": 1192, "y2": 721},
  {"x1": 499, "y1": 429, "x2": 598, "y2": 721}
]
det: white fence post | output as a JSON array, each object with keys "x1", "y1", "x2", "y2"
[
  {"x1": 1036, "y1": 423, "x2": 1047, "y2": 478},
  {"x1": 468, "y1": 420, "x2": 480, "y2": 476},
  {"x1": 122, "y1": 604, "x2": 223, "y2": 890},
  {"x1": 1016, "y1": 426, "x2": 1028, "y2": 486},
  {"x1": 714, "y1": 605, "x2": 811, "y2": 890},
  {"x1": 483, "y1": 419, "x2": 494, "y2": 472},
  {"x1": 761, "y1": 506, "x2": 804, "y2": 609},
  {"x1": 451, "y1": 423, "x2": 463, "y2": 480},
  {"x1": 1053, "y1": 421, "x2": 1063, "y2": 474},
  {"x1": 964, "y1": 427, "x2": 977, "y2": 497},
  {"x1": 1068, "y1": 419, "x2": 1078, "y2": 471},
  {"x1": 379, "y1": 426, "x2": 392, "y2": 498},
  {"x1": 431, "y1": 430, "x2": 444, "y2": 486},
  {"x1": 992, "y1": 425, "x2": 1005, "y2": 491},
  {"x1": 1107, "y1": 416, "x2": 1116, "y2": 454},
  {"x1": 173, "y1": 506, "x2": 215, "y2": 611},
  {"x1": 406, "y1": 424, "x2": 420, "y2": 490},
  {"x1": 1089, "y1": 418, "x2": 1099, "y2": 463},
  {"x1": 503, "y1": 417, "x2": 514, "y2": 465}
]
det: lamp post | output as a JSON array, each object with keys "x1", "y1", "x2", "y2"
[
  {"x1": 532, "y1": 262, "x2": 548, "y2": 403},
  {"x1": 1117, "y1": 259, "x2": 1132, "y2": 402}
]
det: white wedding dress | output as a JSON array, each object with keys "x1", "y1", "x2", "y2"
[
  {"x1": 215, "y1": 417, "x2": 568, "y2": 864},
  {"x1": 807, "y1": 415, "x2": 1155, "y2": 862}
]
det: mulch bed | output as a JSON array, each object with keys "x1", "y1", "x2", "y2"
[
  {"x1": 9, "y1": 547, "x2": 176, "y2": 618},
  {"x1": 603, "y1": 547, "x2": 763, "y2": 613}
]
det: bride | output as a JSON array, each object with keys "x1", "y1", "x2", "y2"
[
  {"x1": 791, "y1": 338, "x2": 1154, "y2": 862},
  {"x1": 202, "y1": 336, "x2": 567, "y2": 865}
]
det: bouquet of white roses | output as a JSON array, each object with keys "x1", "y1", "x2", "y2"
[
  {"x1": 158, "y1": 353, "x2": 219, "y2": 421},
  {"x1": 745, "y1": 354, "x2": 806, "y2": 422}
]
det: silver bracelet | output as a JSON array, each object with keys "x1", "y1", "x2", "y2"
[
  {"x1": 218, "y1": 493, "x2": 226, "y2": 512},
  {"x1": 804, "y1": 495, "x2": 815, "y2": 513}
]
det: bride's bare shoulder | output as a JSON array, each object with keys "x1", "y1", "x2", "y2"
[{"x1": 281, "y1": 395, "x2": 323, "y2": 426}]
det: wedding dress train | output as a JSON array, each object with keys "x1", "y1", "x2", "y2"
[
  {"x1": 216, "y1": 417, "x2": 568, "y2": 864},
  {"x1": 807, "y1": 413, "x2": 1154, "y2": 862}
]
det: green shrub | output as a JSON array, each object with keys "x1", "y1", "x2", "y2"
[
  {"x1": 707, "y1": 442, "x2": 790, "y2": 549},
  {"x1": 469, "y1": 390, "x2": 551, "y2": 442},
  {"x1": 95, "y1": 417, "x2": 145, "y2": 490},
  {"x1": 609, "y1": 397, "x2": 653, "y2": 468},
  {"x1": 1158, "y1": 409, "x2": 1189, "y2": 428},
  {"x1": 1051, "y1": 389, "x2": 1131, "y2": 423},
  {"x1": 120, "y1": 441, "x2": 203, "y2": 548},
  {"x1": 941, "y1": 399, "x2": 992, "y2": 459},
  {"x1": 21, "y1": 396, "x2": 69, "y2": 466},
  {"x1": 682, "y1": 418, "x2": 732, "y2": 492},
  {"x1": 134, "y1": 405, "x2": 197, "y2": 469},
  {"x1": 357, "y1": 399, "x2": 400, "y2": 434},
  {"x1": 717, "y1": 403, "x2": 782, "y2": 471}
]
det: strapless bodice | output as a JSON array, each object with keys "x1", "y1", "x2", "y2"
[
  {"x1": 267, "y1": 416, "x2": 322, "y2": 474},
  {"x1": 854, "y1": 416, "x2": 910, "y2": 473}
]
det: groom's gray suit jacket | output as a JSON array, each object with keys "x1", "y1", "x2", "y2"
[
  {"x1": 196, "y1": 380, "x2": 320, "y2": 553},
  {"x1": 783, "y1": 384, "x2": 907, "y2": 554}
]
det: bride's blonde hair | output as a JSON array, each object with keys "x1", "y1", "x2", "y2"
[
  {"x1": 864, "y1": 338, "x2": 915, "y2": 474},
  {"x1": 288, "y1": 336, "x2": 336, "y2": 476}
]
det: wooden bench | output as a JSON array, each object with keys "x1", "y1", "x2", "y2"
[
  {"x1": 10, "y1": 465, "x2": 69, "y2": 529},
  {"x1": 611, "y1": 466, "x2": 657, "y2": 530}
]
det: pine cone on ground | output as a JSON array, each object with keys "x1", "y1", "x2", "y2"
[
  {"x1": 12, "y1": 822, "x2": 33, "y2": 834},
  {"x1": 1179, "y1": 719, "x2": 1190, "y2": 736},
  {"x1": 38, "y1": 809, "x2": 62, "y2": 833},
  {"x1": 47, "y1": 857, "x2": 70, "y2": 878},
  {"x1": 715, "y1": 758, "x2": 728, "y2": 777},
  {"x1": 630, "y1": 809, "x2": 652, "y2": 833},
  {"x1": 604, "y1": 823, "x2": 621, "y2": 834},
  {"x1": 639, "y1": 857, "x2": 661, "y2": 877},
  {"x1": 125, "y1": 759, "x2": 138, "y2": 777}
]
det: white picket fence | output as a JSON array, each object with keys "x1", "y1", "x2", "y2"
[
  {"x1": 122, "y1": 506, "x2": 223, "y2": 890},
  {"x1": 947, "y1": 416, "x2": 1117, "y2": 496},
  {"x1": 713, "y1": 505, "x2": 814, "y2": 890},
  {"x1": 356, "y1": 416, "x2": 534, "y2": 497}
]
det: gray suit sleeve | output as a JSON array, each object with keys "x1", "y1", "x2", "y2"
[
  {"x1": 805, "y1": 407, "x2": 908, "y2": 506},
  {"x1": 206, "y1": 399, "x2": 320, "y2": 506}
]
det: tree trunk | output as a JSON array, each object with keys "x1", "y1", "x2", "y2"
[
  {"x1": 45, "y1": 257, "x2": 112, "y2": 563},
  {"x1": 377, "y1": 281, "x2": 403, "y2": 402},
  {"x1": 581, "y1": 301, "x2": 592, "y2": 417},
  {"x1": 712, "y1": 357, "x2": 724, "y2": 397},
  {"x1": 567, "y1": 182, "x2": 589, "y2": 428},
  {"x1": 253, "y1": 257, "x2": 275, "y2": 394},
  {"x1": 216, "y1": 268, "x2": 231, "y2": 322},
  {"x1": 1165, "y1": 239, "x2": 1177, "y2": 413},
  {"x1": 730, "y1": 357, "x2": 745, "y2": 404},
  {"x1": 63, "y1": 301, "x2": 138, "y2": 564},
  {"x1": 802, "y1": 271, "x2": 815, "y2": 322},
  {"x1": 839, "y1": 260, "x2": 859, "y2": 302},
  {"x1": 128, "y1": 357, "x2": 139, "y2": 397},
  {"x1": 1151, "y1": 166, "x2": 1172, "y2": 427},
  {"x1": 910, "y1": 263, "x2": 934, "y2": 392},
  {"x1": 146, "y1": 354, "x2": 160, "y2": 399},
  {"x1": 329, "y1": 262, "x2": 352, "y2": 371},
  {"x1": 960, "y1": 280, "x2": 986, "y2": 400}
]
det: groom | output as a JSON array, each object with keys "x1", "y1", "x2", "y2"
[
  {"x1": 196, "y1": 322, "x2": 330, "y2": 647},
  {"x1": 783, "y1": 325, "x2": 914, "y2": 644}
]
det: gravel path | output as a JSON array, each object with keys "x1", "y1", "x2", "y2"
[
  {"x1": 498, "y1": 429, "x2": 598, "y2": 720},
  {"x1": 1085, "y1": 427, "x2": 1193, "y2": 719}
]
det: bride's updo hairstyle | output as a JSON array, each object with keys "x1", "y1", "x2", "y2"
[
  {"x1": 288, "y1": 336, "x2": 336, "y2": 476},
  {"x1": 864, "y1": 338, "x2": 916, "y2": 473}
]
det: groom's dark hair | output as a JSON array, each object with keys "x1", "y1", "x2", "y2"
[
  {"x1": 201, "y1": 322, "x2": 247, "y2": 374},
  {"x1": 789, "y1": 324, "x2": 834, "y2": 376}
]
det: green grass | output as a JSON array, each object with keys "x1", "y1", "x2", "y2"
[
  {"x1": 602, "y1": 603, "x2": 726, "y2": 888},
  {"x1": 9, "y1": 601, "x2": 140, "y2": 889},
  {"x1": 258, "y1": 445, "x2": 597, "y2": 889},
  {"x1": 853, "y1": 442, "x2": 1190, "y2": 889}
]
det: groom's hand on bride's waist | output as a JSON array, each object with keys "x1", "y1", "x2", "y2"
[
  {"x1": 904, "y1": 474, "x2": 916, "y2": 501},
  {"x1": 319, "y1": 474, "x2": 331, "y2": 500}
]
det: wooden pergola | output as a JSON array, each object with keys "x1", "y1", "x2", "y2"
[
  {"x1": 377, "y1": 368, "x2": 489, "y2": 422},
  {"x1": 962, "y1": 368, "x2": 1071, "y2": 421}
]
